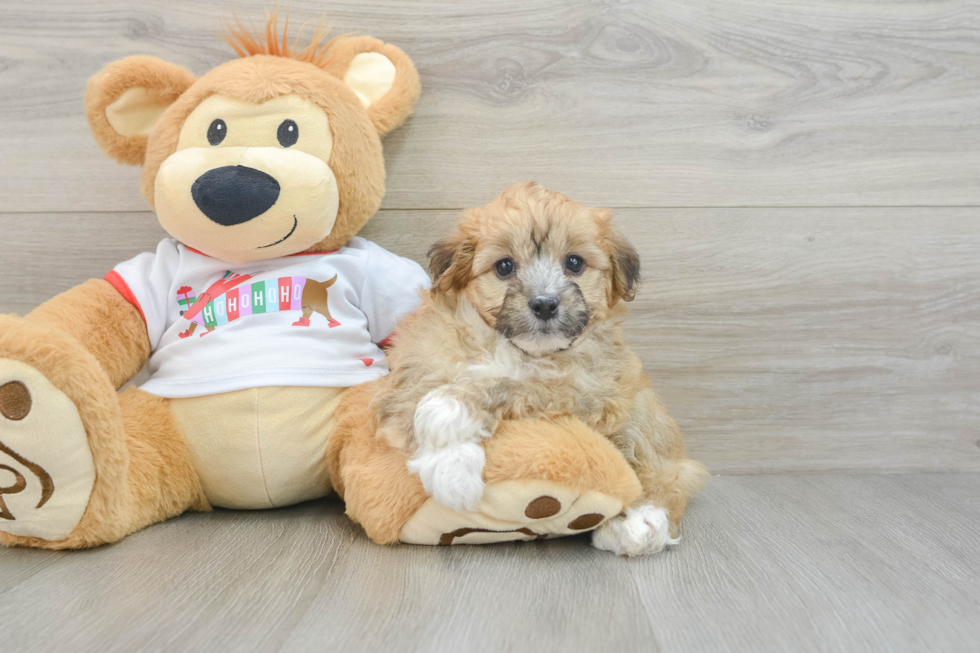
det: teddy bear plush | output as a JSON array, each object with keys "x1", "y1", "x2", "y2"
[{"x1": 0, "y1": 14, "x2": 642, "y2": 549}]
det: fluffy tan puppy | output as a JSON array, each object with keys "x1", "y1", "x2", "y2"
[{"x1": 374, "y1": 183, "x2": 707, "y2": 556}]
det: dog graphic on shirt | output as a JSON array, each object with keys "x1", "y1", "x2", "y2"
[{"x1": 177, "y1": 271, "x2": 339, "y2": 338}]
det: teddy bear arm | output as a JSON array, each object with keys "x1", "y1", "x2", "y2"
[
  {"x1": 399, "y1": 417, "x2": 642, "y2": 546},
  {"x1": 25, "y1": 279, "x2": 151, "y2": 389},
  {"x1": 331, "y1": 383, "x2": 644, "y2": 547}
]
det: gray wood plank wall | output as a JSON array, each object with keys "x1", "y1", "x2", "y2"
[{"x1": 0, "y1": 1, "x2": 978, "y2": 474}]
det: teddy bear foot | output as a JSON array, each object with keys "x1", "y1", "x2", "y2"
[
  {"x1": 398, "y1": 479, "x2": 626, "y2": 545},
  {"x1": 0, "y1": 358, "x2": 95, "y2": 541}
]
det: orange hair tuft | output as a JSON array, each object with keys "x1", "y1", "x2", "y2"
[{"x1": 224, "y1": 8, "x2": 333, "y2": 68}]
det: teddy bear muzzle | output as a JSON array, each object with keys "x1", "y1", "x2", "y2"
[{"x1": 153, "y1": 145, "x2": 340, "y2": 263}]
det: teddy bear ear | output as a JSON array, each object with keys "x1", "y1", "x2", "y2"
[
  {"x1": 86, "y1": 56, "x2": 196, "y2": 165},
  {"x1": 322, "y1": 36, "x2": 421, "y2": 136}
]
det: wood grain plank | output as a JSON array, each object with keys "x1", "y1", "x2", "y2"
[
  {"x1": 0, "y1": 0, "x2": 979, "y2": 212},
  {"x1": 0, "y1": 474, "x2": 977, "y2": 652},
  {"x1": 2, "y1": 208, "x2": 978, "y2": 474}
]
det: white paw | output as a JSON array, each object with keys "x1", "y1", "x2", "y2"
[
  {"x1": 591, "y1": 504, "x2": 679, "y2": 557},
  {"x1": 413, "y1": 388, "x2": 489, "y2": 450},
  {"x1": 407, "y1": 443, "x2": 486, "y2": 513}
]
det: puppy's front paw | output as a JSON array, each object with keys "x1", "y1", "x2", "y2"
[
  {"x1": 591, "y1": 504, "x2": 679, "y2": 557},
  {"x1": 407, "y1": 443, "x2": 486, "y2": 513},
  {"x1": 413, "y1": 387, "x2": 490, "y2": 449}
]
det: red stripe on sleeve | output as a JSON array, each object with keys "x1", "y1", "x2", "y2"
[{"x1": 104, "y1": 270, "x2": 146, "y2": 323}]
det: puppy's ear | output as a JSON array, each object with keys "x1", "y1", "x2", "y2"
[
  {"x1": 323, "y1": 36, "x2": 421, "y2": 136},
  {"x1": 86, "y1": 56, "x2": 196, "y2": 165},
  {"x1": 428, "y1": 227, "x2": 475, "y2": 295},
  {"x1": 599, "y1": 211, "x2": 641, "y2": 303}
]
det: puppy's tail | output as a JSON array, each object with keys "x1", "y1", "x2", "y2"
[{"x1": 675, "y1": 459, "x2": 710, "y2": 494}]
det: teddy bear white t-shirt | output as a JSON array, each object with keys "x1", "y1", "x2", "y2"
[{"x1": 105, "y1": 236, "x2": 430, "y2": 398}]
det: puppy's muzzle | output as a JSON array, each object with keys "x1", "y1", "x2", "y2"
[{"x1": 191, "y1": 165, "x2": 281, "y2": 226}]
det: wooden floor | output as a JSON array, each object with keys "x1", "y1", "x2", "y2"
[
  {"x1": 1, "y1": 474, "x2": 978, "y2": 653},
  {"x1": 1, "y1": 1, "x2": 979, "y2": 651}
]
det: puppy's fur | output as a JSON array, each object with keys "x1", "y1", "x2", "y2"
[{"x1": 374, "y1": 183, "x2": 708, "y2": 556}]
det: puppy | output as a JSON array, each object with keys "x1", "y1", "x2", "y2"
[{"x1": 374, "y1": 183, "x2": 707, "y2": 556}]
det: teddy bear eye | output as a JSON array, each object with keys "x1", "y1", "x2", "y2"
[
  {"x1": 277, "y1": 119, "x2": 299, "y2": 147},
  {"x1": 207, "y1": 119, "x2": 227, "y2": 146}
]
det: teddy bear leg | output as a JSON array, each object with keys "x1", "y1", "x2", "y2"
[
  {"x1": 0, "y1": 330, "x2": 208, "y2": 549},
  {"x1": 110, "y1": 388, "x2": 211, "y2": 539}
]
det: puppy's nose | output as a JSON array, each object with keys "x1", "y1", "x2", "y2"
[
  {"x1": 530, "y1": 296, "x2": 560, "y2": 321},
  {"x1": 191, "y1": 165, "x2": 280, "y2": 226}
]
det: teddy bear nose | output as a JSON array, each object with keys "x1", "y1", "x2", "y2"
[{"x1": 191, "y1": 165, "x2": 281, "y2": 226}]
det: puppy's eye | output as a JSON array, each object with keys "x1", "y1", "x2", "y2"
[
  {"x1": 207, "y1": 119, "x2": 227, "y2": 146},
  {"x1": 277, "y1": 119, "x2": 299, "y2": 147},
  {"x1": 565, "y1": 254, "x2": 585, "y2": 275},
  {"x1": 494, "y1": 258, "x2": 515, "y2": 279}
]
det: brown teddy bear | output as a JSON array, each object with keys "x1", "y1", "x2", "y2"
[{"x1": 0, "y1": 13, "x2": 642, "y2": 550}]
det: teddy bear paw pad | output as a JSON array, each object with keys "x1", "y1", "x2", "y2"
[
  {"x1": 0, "y1": 358, "x2": 95, "y2": 541},
  {"x1": 398, "y1": 479, "x2": 626, "y2": 546}
]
